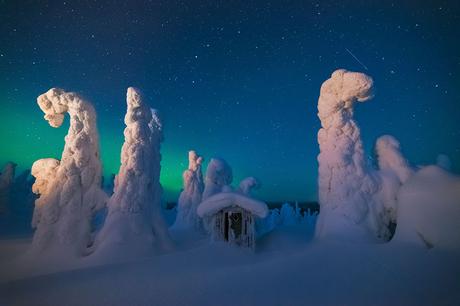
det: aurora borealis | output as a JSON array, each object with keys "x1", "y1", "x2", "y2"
[{"x1": 1, "y1": 1, "x2": 459, "y2": 202}]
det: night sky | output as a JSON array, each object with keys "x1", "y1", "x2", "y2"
[{"x1": 0, "y1": 1, "x2": 459, "y2": 202}]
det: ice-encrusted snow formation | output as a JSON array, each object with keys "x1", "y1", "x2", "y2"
[
  {"x1": 392, "y1": 165, "x2": 460, "y2": 250},
  {"x1": 373, "y1": 135, "x2": 414, "y2": 234},
  {"x1": 0, "y1": 162, "x2": 16, "y2": 214},
  {"x1": 315, "y1": 70, "x2": 424, "y2": 242},
  {"x1": 173, "y1": 150, "x2": 204, "y2": 230},
  {"x1": 315, "y1": 69, "x2": 380, "y2": 241},
  {"x1": 95, "y1": 88, "x2": 172, "y2": 256},
  {"x1": 202, "y1": 158, "x2": 233, "y2": 200},
  {"x1": 30, "y1": 88, "x2": 107, "y2": 256},
  {"x1": 237, "y1": 177, "x2": 259, "y2": 196},
  {"x1": 375, "y1": 135, "x2": 413, "y2": 184}
]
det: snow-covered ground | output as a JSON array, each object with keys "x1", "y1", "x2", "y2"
[
  {"x1": 1, "y1": 72, "x2": 459, "y2": 305},
  {"x1": 1, "y1": 219, "x2": 459, "y2": 306}
]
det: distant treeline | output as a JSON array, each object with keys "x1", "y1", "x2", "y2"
[{"x1": 165, "y1": 201, "x2": 320, "y2": 213}]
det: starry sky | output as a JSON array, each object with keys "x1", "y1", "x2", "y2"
[{"x1": 0, "y1": 1, "x2": 459, "y2": 202}]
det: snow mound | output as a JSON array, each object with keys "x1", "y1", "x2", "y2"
[
  {"x1": 197, "y1": 191, "x2": 269, "y2": 218},
  {"x1": 393, "y1": 165, "x2": 460, "y2": 250}
]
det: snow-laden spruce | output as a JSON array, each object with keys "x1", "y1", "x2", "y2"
[
  {"x1": 172, "y1": 150, "x2": 205, "y2": 230},
  {"x1": 95, "y1": 88, "x2": 172, "y2": 257},
  {"x1": 315, "y1": 69, "x2": 379, "y2": 241},
  {"x1": 202, "y1": 158, "x2": 233, "y2": 200},
  {"x1": 375, "y1": 135, "x2": 413, "y2": 184},
  {"x1": 373, "y1": 135, "x2": 414, "y2": 232},
  {"x1": 30, "y1": 88, "x2": 107, "y2": 257},
  {"x1": 315, "y1": 70, "x2": 415, "y2": 242},
  {"x1": 0, "y1": 162, "x2": 16, "y2": 214}
]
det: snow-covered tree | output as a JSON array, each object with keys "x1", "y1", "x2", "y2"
[
  {"x1": 280, "y1": 203, "x2": 297, "y2": 226},
  {"x1": 30, "y1": 88, "x2": 107, "y2": 256},
  {"x1": 302, "y1": 208, "x2": 318, "y2": 227},
  {"x1": 10, "y1": 169, "x2": 35, "y2": 218},
  {"x1": 373, "y1": 135, "x2": 414, "y2": 237},
  {"x1": 237, "y1": 177, "x2": 259, "y2": 196},
  {"x1": 173, "y1": 150, "x2": 204, "y2": 230},
  {"x1": 0, "y1": 162, "x2": 16, "y2": 214},
  {"x1": 202, "y1": 158, "x2": 233, "y2": 200},
  {"x1": 315, "y1": 69, "x2": 381, "y2": 241},
  {"x1": 315, "y1": 70, "x2": 419, "y2": 242},
  {"x1": 95, "y1": 88, "x2": 172, "y2": 256},
  {"x1": 375, "y1": 135, "x2": 413, "y2": 184}
]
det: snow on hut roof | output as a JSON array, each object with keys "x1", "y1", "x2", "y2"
[{"x1": 197, "y1": 191, "x2": 269, "y2": 218}]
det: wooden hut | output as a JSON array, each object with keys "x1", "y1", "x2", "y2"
[{"x1": 197, "y1": 192, "x2": 269, "y2": 249}]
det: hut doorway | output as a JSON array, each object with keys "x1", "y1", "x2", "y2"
[{"x1": 223, "y1": 211, "x2": 242, "y2": 241}]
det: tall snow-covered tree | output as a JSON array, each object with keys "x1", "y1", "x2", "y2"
[
  {"x1": 30, "y1": 88, "x2": 106, "y2": 256},
  {"x1": 95, "y1": 87, "x2": 172, "y2": 257},
  {"x1": 315, "y1": 70, "x2": 416, "y2": 242},
  {"x1": 315, "y1": 69, "x2": 380, "y2": 241},
  {"x1": 173, "y1": 150, "x2": 204, "y2": 230}
]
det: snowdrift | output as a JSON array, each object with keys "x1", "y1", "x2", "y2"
[{"x1": 393, "y1": 165, "x2": 460, "y2": 250}]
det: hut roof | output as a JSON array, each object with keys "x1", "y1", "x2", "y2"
[{"x1": 197, "y1": 191, "x2": 269, "y2": 218}]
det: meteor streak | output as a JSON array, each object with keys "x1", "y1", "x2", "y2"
[{"x1": 345, "y1": 48, "x2": 369, "y2": 70}]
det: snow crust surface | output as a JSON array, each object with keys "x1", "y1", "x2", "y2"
[{"x1": 1, "y1": 222, "x2": 459, "y2": 306}]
